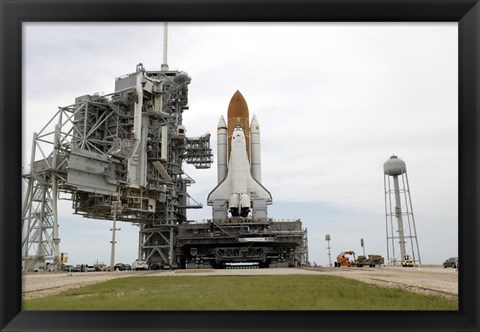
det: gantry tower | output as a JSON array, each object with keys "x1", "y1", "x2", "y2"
[{"x1": 22, "y1": 62, "x2": 212, "y2": 270}]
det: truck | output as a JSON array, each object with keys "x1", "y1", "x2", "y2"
[
  {"x1": 355, "y1": 254, "x2": 384, "y2": 267},
  {"x1": 93, "y1": 262, "x2": 108, "y2": 271},
  {"x1": 401, "y1": 254, "x2": 414, "y2": 267},
  {"x1": 335, "y1": 251, "x2": 384, "y2": 268}
]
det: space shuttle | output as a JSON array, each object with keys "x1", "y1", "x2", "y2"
[{"x1": 207, "y1": 90, "x2": 272, "y2": 218}]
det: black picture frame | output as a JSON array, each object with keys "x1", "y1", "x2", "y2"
[{"x1": 1, "y1": 0, "x2": 478, "y2": 331}]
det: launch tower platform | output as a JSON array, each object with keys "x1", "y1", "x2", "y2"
[{"x1": 176, "y1": 218, "x2": 308, "y2": 268}]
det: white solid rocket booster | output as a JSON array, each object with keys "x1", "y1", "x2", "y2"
[
  {"x1": 217, "y1": 115, "x2": 228, "y2": 183},
  {"x1": 250, "y1": 114, "x2": 261, "y2": 183}
]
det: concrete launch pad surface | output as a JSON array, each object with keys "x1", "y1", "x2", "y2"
[{"x1": 22, "y1": 266, "x2": 458, "y2": 301}]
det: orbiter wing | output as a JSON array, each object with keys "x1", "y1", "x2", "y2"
[{"x1": 207, "y1": 170, "x2": 272, "y2": 204}]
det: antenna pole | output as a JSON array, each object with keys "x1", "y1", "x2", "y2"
[{"x1": 162, "y1": 22, "x2": 169, "y2": 70}]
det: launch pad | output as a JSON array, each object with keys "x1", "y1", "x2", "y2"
[{"x1": 22, "y1": 26, "x2": 308, "y2": 270}]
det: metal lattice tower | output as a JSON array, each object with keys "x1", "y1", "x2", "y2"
[
  {"x1": 302, "y1": 228, "x2": 309, "y2": 265},
  {"x1": 325, "y1": 234, "x2": 332, "y2": 267},
  {"x1": 383, "y1": 155, "x2": 421, "y2": 266},
  {"x1": 22, "y1": 63, "x2": 212, "y2": 270}
]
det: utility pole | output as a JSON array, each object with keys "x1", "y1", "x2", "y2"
[
  {"x1": 361, "y1": 238, "x2": 366, "y2": 256},
  {"x1": 325, "y1": 234, "x2": 332, "y2": 267},
  {"x1": 110, "y1": 200, "x2": 122, "y2": 271}
]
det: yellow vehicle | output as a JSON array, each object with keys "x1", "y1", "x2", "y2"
[{"x1": 401, "y1": 254, "x2": 414, "y2": 267}]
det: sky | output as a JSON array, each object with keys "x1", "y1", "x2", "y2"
[{"x1": 22, "y1": 22, "x2": 458, "y2": 267}]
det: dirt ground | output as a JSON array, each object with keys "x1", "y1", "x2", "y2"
[
  {"x1": 318, "y1": 266, "x2": 458, "y2": 299},
  {"x1": 22, "y1": 266, "x2": 458, "y2": 301}
]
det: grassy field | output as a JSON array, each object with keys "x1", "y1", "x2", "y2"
[{"x1": 23, "y1": 274, "x2": 458, "y2": 310}]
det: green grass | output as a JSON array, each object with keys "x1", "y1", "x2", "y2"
[{"x1": 23, "y1": 275, "x2": 458, "y2": 310}]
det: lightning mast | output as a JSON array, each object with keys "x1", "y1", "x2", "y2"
[{"x1": 161, "y1": 22, "x2": 169, "y2": 71}]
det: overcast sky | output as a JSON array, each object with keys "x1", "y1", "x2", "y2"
[{"x1": 23, "y1": 22, "x2": 458, "y2": 266}]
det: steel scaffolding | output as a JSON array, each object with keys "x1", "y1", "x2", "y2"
[{"x1": 22, "y1": 63, "x2": 212, "y2": 270}]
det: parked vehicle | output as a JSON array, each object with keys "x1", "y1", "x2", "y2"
[
  {"x1": 32, "y1": 263, "x2": 47, "y2": 272},
  {"x1": 114, "y1": 263, "x2": 126, "y2": 271},
  {"x1": 355, "y1": 254, "x2": 384, "y2": 267},
  {"x1": 335, "y1": 251, "x2": 384, "y2": 268},
  {"x1": 86, "y1": 265, "x2": 96, "y2": 272},
  {"x1": 149, "y1": 262, "x2": 161, "y2": 270},
  {"x1": 71, "y1": 265, "x2": 82, "y2": 272},
  {"x1": 124, "y1": 264, "x2": 132, "y2": 271},
  {"x1": 132, "y1": 259, "x2": 149, "y2": 270},
  {"x1": 401, "y1": 254, "x2": 414, "y2": 267},
  {"x1": 334, "y1": 251, "x2": 356, "y2": 267},
  {"x1": 60, "y1": 264, "x2": 73, "y2": 272},
  {"x1": 443, "y1": 257, "x2": 458, "y2": 268},
  {"x1": 93, "y1": 263, "x2": 107, "y2": 271}
]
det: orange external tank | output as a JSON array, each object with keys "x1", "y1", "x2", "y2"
[{"x1": 227, "y1": 90, "x2": 250, "y2": 161}]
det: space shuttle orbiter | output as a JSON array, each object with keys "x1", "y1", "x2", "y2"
[{"x1": 207, "y1": 90, "x2": 272, "y2": 218}]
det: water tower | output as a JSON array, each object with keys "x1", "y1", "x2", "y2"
[{"x1": 383, "y1": 155, "x2": 421, "y2": 266}]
